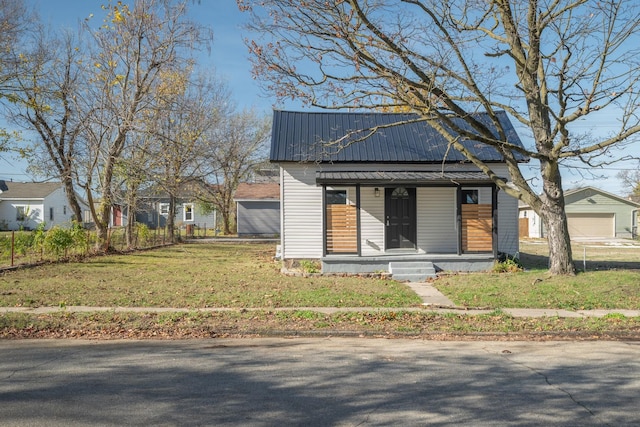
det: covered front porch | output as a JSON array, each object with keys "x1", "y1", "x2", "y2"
[{"x1": 317, "y1": 171, "x2": 500, "y2": 276}]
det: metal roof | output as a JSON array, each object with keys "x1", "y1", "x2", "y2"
[
  {"x1": 270, "y1": 110, "x2": 527, "y2": 163},
  {"x1": 315, "y1": 171, "x2": 496, "y2": 186}
]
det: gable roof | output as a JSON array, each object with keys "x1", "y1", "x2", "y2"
[
  {"x1": 234, "y1": 182, "x2": 280, "y2": 201},
  {"x1": 270, "y1": 110, "x2": 526, "y2": 163},
  {"x1": 0, "y1": 181, "x2": 62, "y2": 200},
  {"x1": 518, "y1": 186, "x2": 640, "y2": 209},
  {"x1": 564, "y1": 186, "x2": 640, "y2": 207}
]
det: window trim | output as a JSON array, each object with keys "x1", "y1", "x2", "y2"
[
  {"x1": 461, "y1": 189, "x2": 479, "y2": 205},
  {"x1": 16, "y1": 206, "x2": 27, "y2": 221},
  {"x1": 326, "y1": 189, "x2": 348, "y2": 205},
  {"x1": 183, "y1": 203, "x2": 194, "y2": 222}
]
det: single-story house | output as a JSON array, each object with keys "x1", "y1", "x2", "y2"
[
  {"x1": 519, "y1": 186, "x2": 640, "y2": 239},
  {"x1": 234, "y1": 182, "x2": 280, "y2": 237},
  {"x1": 132, "y1": 182, "x2": 217, "y2": 232},
  {"x1": 0, "y1": 180, "x2": 75, "y2": 230},
  {"x1": 270, "y1": 110, "x2": 527, "y2": 281},
  {"x1": 135, "y1": 195, "x2": 217, "y2": 232}
]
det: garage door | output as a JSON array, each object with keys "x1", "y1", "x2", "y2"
[{"x1": 567, "y1": 213, "x2": 615, "y2": 238}]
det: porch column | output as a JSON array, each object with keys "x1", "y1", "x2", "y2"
[
  {"x1": 322, "y1": 184, "x2": 327, "y2": 257},
  {"x1": 356, "y1": 184, "x2": 361, "y2": 256},
  {"x1": 456, "y1": 186, "x2": 462, "y2": 255},
  {"x1": 492, "y1": 184, "x2": 499, "y2": 259}
]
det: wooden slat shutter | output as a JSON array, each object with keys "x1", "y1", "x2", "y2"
[
  {"x1": 326, "y1": 204, "x2": 357, "y2": 253},
  {"x1": 462, "y1": 204, "x2": 493, "y2": 252}
]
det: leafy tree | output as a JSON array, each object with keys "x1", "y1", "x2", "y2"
[
  {"x1": 79, "y1": 0, "x2": 212, "y2": 251},
  {"x1": 241, "y1": 0, "x2": 640, "y2": 275}
]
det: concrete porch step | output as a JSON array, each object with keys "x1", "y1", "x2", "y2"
[{"x1": 389, "y1": 261, "x2": 437, "y2": 282}]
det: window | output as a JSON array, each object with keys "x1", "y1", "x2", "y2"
[
  {"x1": 184, "y1": 203, "x2": 194, "y2": 221},
  {"x1": 16, "y1": 206, "x2": 26, "y2": 221},
  {"x1": 461, "y1": 189, "x2": 479, "y2": 204},
  {"x1": 159, "y1": 203, "x2": 169, "y2": 215},
  {"x1": 326, "y1": 190, "x2": 347, "y2": 205},
  {"x1": 49, "y1": 207, "x2": 54, "y2": 221},
  {"x1": 63, "y1": 206, "x2": 67, "y2": 215},
  {"x1": 391, "y1": 187, "x2": 409, "y2": 198}
]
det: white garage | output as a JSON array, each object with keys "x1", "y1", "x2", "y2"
[{"x1": 567, "y1": 213, "x2": 615, "y2": 239}]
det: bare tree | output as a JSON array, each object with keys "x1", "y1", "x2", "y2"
[
  {"x1": 5, "y1": 28, "x2": 86, "y2": 222},
  {"x1": 79, "y1": 0, "x2": 212, "y2": 250},
  {"x1": 617, "y1": 167, "x2": 640, "y2": 198},
  {"x1": 241, "y1": 0, "x2": 640, "y2": 275},
  {"x1": 0, "y1": 0, "x2": 34, "y2": 156},
  {"x1": 145, "y1": 71, "x2": 229, "y2": 243},
  {"x1": 198, "y1": 109, "x2": 270, "y2": 235}
]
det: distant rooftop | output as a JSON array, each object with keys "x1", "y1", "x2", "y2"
[
  {"x1": 0, "y1": 181, "x2": 62, "y2": 199},
  {"x1": 234, "y1": 182, "x2": 280, "y2": 201}
]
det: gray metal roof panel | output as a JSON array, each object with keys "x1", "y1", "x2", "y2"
[
  {"x1": 315, "y1": 170, "x2": 497, "y2": 185},
  {"x1": 270, "y1": 110, "x2": 526, "y2": 163}
]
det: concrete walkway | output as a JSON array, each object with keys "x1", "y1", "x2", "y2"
[{"x1": 2, "y1": 282, "x2": 639, "y2": 318}]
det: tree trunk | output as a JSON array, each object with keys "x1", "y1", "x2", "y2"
[
  {"x1": 167, "y1": 195, "x2": 176, "y2": 243},
  {"x1": 540, "y1": 162, "x2": 576, "y2": 275},
  {"x1": 125, "y1": 187, "x2": 138, "y2": 250},
  {"x1": 62, "y1": 175, "x2": 83, "y2": 223}
]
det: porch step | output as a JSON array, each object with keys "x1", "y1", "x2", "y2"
[{"x1": 389, "y1": 261, "x2": 437, "y2": 282}]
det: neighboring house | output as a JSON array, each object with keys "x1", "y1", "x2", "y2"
[
  {"x1": 519, "y1": 186, "x2": 640, "y2": 239},
  {"x1": 135, "y1": 191, "x2": 217, "y2": 231},
  {"x1": 234, "y1": 182, "x2": 280, "y2": 237},
  {"x1": 518, "y1": 201, "x2": 543, "y2": 239},
  {"x1": 270, "y1": 110, "x2": 527, "y2": 280},
  {"x1": 0, "y1": 180, "x2": 75, "y2": 230}
]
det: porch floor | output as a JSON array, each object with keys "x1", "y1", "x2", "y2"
[{"x1": 322, "y1": 252, "x2": 495, "y2": 275}]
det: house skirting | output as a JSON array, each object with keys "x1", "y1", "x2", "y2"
[{"x1": 322, "y1": 253, "x2": 495, "y2": 274}]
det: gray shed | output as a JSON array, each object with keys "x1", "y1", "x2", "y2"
[{"x1": 235, "y1": 183, "x2": 280, "y2": 236}]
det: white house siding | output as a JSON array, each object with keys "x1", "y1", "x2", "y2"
[
  {"x1": 281, "y1": 162, "x2": 520, "y2": 258},
  {"x1": 360, "y1": 187, "x2": 384, "y2": 256},
  {"x1": 44, "y1": 187, "x2": 75, "y2": 228},
  {"x1": 519, "y1": 207, "x2": 542, "y2": 238},
  {"x1": 281, "y1": 164, "x2": 324, "y2": 259},
  {"x1": 0, "y1": 200, "x2": 44, "y2": 230},
  {"x1": 417, "y1": 187, "x2": 457, "y2": 253}
]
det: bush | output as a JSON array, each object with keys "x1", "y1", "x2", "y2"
[
  {"x1": 43, "y1": 222, "x2": 87, "y2": 258},
  {"x1": 299, "y1": 259, "x2": 321, "y2": 274},
  {"x1": 493, "y1": 257, "x2": 523, "y2": 273}
]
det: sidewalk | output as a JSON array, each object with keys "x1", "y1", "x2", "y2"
[{"x1": 2, "y1": 282, "x2": 639, "y2": 318}]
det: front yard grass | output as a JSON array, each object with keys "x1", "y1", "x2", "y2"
[
  {"x1": 0, "y1": 243, "x2": 421, "y2": 308},
  {"x1": 1, "y1": 239, "x2": 640, "y2": 340},
  {"x1": 435, "y1": 240, "x2": 640, "y2": 310}
]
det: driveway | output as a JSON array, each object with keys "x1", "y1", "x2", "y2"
[{"x1": 1, "y1": 338, "x2": 639, "y2": 426}]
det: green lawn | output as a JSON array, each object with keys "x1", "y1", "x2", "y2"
[
  {"x1": 434, "y1": 240, "x2": 640, "y2": 310},
  {"x1": 1, "y1": 240, "x2": 639, "y2": 311},
  {"x1": 0, "y1": 243, "x2": 421, "y2": 308}
]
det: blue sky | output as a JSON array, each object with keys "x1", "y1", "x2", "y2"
[
  {"x1": 1, "y1": 0, "x2": 282, "y2": 181},
  {"x1": 1, "y1": 0, "x2": 637, "y2": 197}
]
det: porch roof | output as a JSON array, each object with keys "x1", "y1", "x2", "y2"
[{"x1": 316, "y1": 171, "x2": 496, "y2": 186}]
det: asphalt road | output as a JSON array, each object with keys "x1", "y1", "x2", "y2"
[{"x1": 1, "y1": 338, "x2": 639, "y2": 426}]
